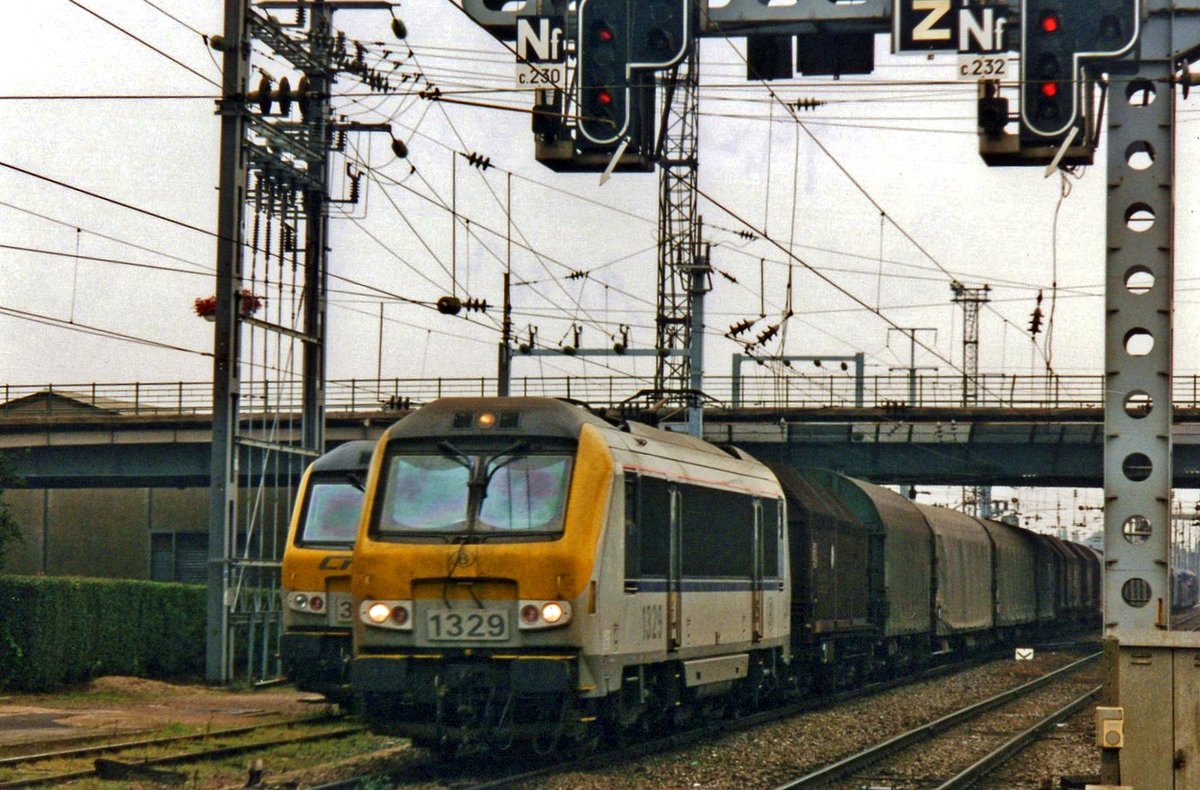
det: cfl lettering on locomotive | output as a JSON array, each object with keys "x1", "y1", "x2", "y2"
[
  {"x1": 280, "y1": 440, "x2": 375, "y2": 702},
  {"x1": 350, "y1": 397, "x2": 789, "y2": 751}
]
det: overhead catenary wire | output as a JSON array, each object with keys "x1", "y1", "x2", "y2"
[{"x1": 64, "y1": 0, "x2": 220, "y2": 89}]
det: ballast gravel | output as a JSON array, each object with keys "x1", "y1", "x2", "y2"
[{"x1": 527, "y1": 650, "x2": 1100, "y2": 790}]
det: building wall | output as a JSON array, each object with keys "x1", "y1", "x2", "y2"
[{"x1": 3, "y1": 487, "x2": 287, "y2": 581}]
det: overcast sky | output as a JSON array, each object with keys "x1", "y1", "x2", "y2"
[{"x1": 4, "y1": 1, "x2": 1200, "y2": 525}]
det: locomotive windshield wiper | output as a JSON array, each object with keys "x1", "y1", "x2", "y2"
[{"x1": 438, "y1": 440, "x2": 529, "y2": 535}]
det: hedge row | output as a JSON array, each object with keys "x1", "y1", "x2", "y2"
[{"x1": 0, "y1": 576, "x2": 205, "y2": 691}]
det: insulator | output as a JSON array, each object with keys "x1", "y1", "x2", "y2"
[
  {"x1": 756, "y1": 324, "x2": 779, "y2": 345},
  {"x1": 348, "y1": 174, "x2": 361, "y2": 203},
  {"x1": 567, "y1": 270, "x2": 587, "y2": 280},
  {"x1": 297, "y1": 75, "x2": 311, "y2": 120},
  {"x1": 419, "y1": 86, "x2": 442, "y2": 100},
  {"x1": 256, "y1": 75, "x2": 273, "y2": 115},
  {"x1": 276, "y1": 76, "x2": 292, "y2": 117},
  {"x1": 437, "y1": 295, "x2": 463, "y2": 315},
  {"x1": 465, "y1": 151, "x2": 492, "y2": 170},
  {"x1": 462, "y1": 297, "x2": 488, "y2": 313},
  {"x1": 793, "y1": 98, "x2": 825, "y2": 111},
  {"x1": 728, "y1": 319, "x2": 755, "y2": 337},
  {"x1": 735, "y1": 229, "x2": 756, "y2": 240},
  {"x1": 391, "y1": 138, "x2": 409, "y2": 159},
  {"x1": 392, "y1": 17, "x2": 408, "y2": 40},
  {"x1": 718, "y1": 271, "x2": 738, "y2": 284}
]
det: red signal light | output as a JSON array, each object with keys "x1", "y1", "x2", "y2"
[
  {"x1": 597, "y1": 89, "x2": 613, "y2": 106},
  {"x1": 598, "y1": 26, "x2": 614, "y2": 43},
  {"x1": 1039, "y1": 11, "x2": 1060, "y2": 34},
  {"x1": 1040, "y1": 82, "x2": 1059, "y2": 98}
]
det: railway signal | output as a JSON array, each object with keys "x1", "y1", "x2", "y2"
[
  {"x1": 1019, "y1": 0, "x2": 1140, "y2": 146},
  {"x1": 577, "y1": 0, "x2": 632, "y2": 146},
  {"x1": 576, "y1": 0, "x2": 692, "y2": 147}
]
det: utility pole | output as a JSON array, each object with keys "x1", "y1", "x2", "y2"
[
  {"x1": 950, "y1": 281, "x2": 991, "y2": 406},
  {"x1": 887, "y1": 327, "x2": 936, "y2": 406},
  {"x1": 208, "y1": 0, "x2": 398, "y2": 684},
  {"x1": 208, "y1": 0, "x2": 251, "y2": 685},
  {"x1": 654, "y1": 45, "x2": 710, "y2": 437},
  {"x1": 498, "y1": 173, "x2": 513, "y2": 396},
  {"x1": 951, "y1": 282, "x2": 991, "y2": 516}
]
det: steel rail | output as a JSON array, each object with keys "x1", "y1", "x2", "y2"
[
  {"x1": 934, "y1": 685, "x2": 1101, "y2": 789},
  {"x1": 773, "y1": 651, "x2": 1101, "y2": 789},
  {"x1": 313, "y1": 641, "x2": 1099, "y2": 790},
  {"x1": 0, "y1": 722, "x2": 363, "y2": 789},
  {"x1": 0, "y1": 712, "x2": 341, "y2": 768}
]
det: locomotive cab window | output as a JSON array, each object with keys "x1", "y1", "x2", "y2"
[
  {"x1": 374, "y1": 441, "x2": 574, "y2": 541},
  {"x1": 296, "y1": 475, "x2": 364, "y2": 547}
]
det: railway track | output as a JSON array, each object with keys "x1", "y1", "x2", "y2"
[
  {"x1": 310, "y1": 643, "x2": 1099, "y2": 790},
  {"x1": 774, "y1": 652, "x2": 1100, "y2": 789},
  {"x1": 0, "y1": 714, "x2": 364, "y2": 788}
]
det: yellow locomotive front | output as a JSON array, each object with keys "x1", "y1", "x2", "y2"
[{"x1": 350, "y1": 397, "x2": 614, "y2": 751}]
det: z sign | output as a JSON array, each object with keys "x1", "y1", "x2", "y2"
[{"x1": 893, "y1": 0, "x2": 1010, "y2": 54}]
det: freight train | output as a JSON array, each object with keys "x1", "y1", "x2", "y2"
[
  {"x1": 280, "y1": 440, "x2": 374, "y2": 702},
  {"x1": 328, "y1": 397, "x2": 1100, "y2": 752}
]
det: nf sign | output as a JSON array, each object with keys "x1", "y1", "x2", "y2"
[
  {"x1": 515, "y1": 16, "x2": 566, "y2": 89},
  {"x1": 515, "y1": 16, "x2": 565, "y2": 63},
  {"x1": 893, "y1": 1, "x2": 1010, "y2": 54}
]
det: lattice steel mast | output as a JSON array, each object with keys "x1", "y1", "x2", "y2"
[
  {"x1": 209, "y1": 0, "x2": 394, "y2": 683},
  {"x1": 951, "y1": 281, "x2": 991, "y2": 517},
  {"x1": 654, "y1": 45, "x2": 710, "y2": 435}
]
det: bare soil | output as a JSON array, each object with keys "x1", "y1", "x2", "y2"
[{"x1": 0, "y1": 676, "x2": 331, "y2": 752}]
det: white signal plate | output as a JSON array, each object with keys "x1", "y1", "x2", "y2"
[
  {"x1": 515, "y1": 63, "x2": 566, "y2": 90},
  {"x1": 957, "y1": 54, "x2": 1016, "y2": 81}
]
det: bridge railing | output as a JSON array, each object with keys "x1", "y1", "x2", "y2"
[{"x1": 6, "y1": 373, "x2": 1198, "y2": 417}]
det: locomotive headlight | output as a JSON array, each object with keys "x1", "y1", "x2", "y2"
[
  {"x1": 477, "y1": 411, "x2": 497, "y2": 429},
  {"x1": 518, "y1": 599, "x2": 572, "y2": 629},
  {"x1": 287, "y1": 591, "x2": 325, "y2": 613},
  {"x1": 361, "y1": 600, "x2": 413, "y2": 630}
]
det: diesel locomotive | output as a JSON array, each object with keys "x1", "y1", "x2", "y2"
[{"x1": 340, "y1": 397, "x2": 1100, "y2": 752}]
